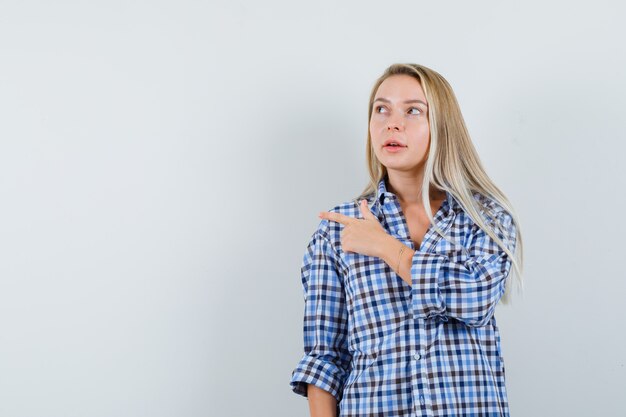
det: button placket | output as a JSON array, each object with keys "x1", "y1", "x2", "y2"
[{"x1": 415, "y1": 320, "x2": 434, "y2": 415}]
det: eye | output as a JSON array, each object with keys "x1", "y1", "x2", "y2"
[
  {"x1": 374, "y1": 105, "x2": 386, "y2": 113},
  {"x1": 408, "y1": 107, "x2": 422, "y2": 115}
]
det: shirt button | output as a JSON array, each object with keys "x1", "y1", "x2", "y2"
[
  {"x1": 384, "y1": 197, "x2": 390, "y2": 204},
  {"x1": 419, "y1": 395, "x2": 425, "y2": 405},
  {"x1": 414, "y1": 353, "x2": 421, "y2": 360}
]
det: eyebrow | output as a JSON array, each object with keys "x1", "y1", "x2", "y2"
[{"x1": 373, "y1": 97, "x2": 428, "y2": 107}]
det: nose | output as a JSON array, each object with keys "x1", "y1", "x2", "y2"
[{"x1": 387, "y1": 114, "x2": 404, "y2": 131}]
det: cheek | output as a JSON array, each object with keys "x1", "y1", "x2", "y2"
[
  {"x1": 405, "y1": 125, "x2": 430, "y2": 151},
  {"x1": 409, "y1": 121, "x2": 430, "y2": 138},
  {"x1": 369, "y1": 117, "x2": 384, "y2": 134}
]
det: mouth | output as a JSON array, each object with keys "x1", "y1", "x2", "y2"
[
  {"x1": 383, "y1": 143, "x2": 407, "y2": 153},
  {"x1": 383, "y1": 143, "x2": 407, "y2": 151},
  {"x1": 383, "y1": 138, "x2": 407, "y2": 148}
]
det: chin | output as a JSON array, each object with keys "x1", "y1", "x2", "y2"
[{"x1": 381, "y1": 162, "x2": 411, "y2": 170}]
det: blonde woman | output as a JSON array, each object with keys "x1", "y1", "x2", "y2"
[{"x1": 290, "y1": 63, "x2": 524, "y2": 417}]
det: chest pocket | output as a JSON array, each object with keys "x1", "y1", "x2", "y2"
[{"x1": 342, "y1": 252, "x2": 412, "y2": 354}]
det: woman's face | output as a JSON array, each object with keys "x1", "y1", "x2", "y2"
[{"x1": 369, "y1": 74, "x2": 430, "y2": 175}]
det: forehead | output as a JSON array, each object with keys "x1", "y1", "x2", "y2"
[{"x1": 375, "y1": 74, "x2": 426, "y2": 101}]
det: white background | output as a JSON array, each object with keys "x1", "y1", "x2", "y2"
[{"x1": 1, "y1": 1, "x2": 625, "y2": 416}]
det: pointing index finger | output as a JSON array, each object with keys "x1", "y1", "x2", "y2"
[{"x1": 318, "y1": 211, "x2": 357, "y2": 225}]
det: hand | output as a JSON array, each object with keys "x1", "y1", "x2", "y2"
[{"x1": 318, "y1": 199, "x2": 393, "y2": 259}]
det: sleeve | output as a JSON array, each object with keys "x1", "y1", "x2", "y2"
[
  {"x1": 410, "y1": 208, "x2": 518, "y2": 327},
  {"x1": 289, "y1": 229, "x2": 352, "y2": 403}
]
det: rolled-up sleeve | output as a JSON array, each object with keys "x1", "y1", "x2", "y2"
[
  {"x1": 290, "y1": 227, "x2": 352, "y2": 402},
  {"x1": 411, "y1": 209, "x2": 518, "y2": 327}
]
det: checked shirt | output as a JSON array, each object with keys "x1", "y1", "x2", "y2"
[{"x1": 290, "y1": 177, "x2": 518, "y2": 416}]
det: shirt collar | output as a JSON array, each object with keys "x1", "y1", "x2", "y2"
[{"x1": 371, "y1": 176, "x2": 456, "y2": 217}]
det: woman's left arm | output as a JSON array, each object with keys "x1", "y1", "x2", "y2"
[{"x1": 381, "y1": 209, "x2": 518, "y2": 327}]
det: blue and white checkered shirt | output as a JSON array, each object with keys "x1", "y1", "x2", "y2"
[{"x1": 290, "y1": 177, "x2": 517, "y2": 416}]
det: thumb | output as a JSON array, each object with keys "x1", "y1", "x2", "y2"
[{"x1": 359, "y1": 199, "x2": 377, "y2": 221}]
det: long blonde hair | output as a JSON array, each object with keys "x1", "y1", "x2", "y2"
[{"x1": 355, "y1": 63, "x2": 524, "y2": 304}]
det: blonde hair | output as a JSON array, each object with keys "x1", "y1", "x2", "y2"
[{"x1": 354, "y1": 63, "x2": 524, "y2": 304}]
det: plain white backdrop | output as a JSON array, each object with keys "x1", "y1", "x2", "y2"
[{"x1": 1, "y1": 1, "x2": 625, "y2": 416}]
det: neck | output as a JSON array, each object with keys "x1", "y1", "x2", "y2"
[{"x1": 386, "y1": 172, "x2": 445, "y2": 205}]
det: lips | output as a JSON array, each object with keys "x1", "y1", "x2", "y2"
[{"x1": 383, "y1": 138, "x2": 406, "y2": 147}]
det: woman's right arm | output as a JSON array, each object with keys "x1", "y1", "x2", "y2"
[
  {"x1": 289, "y1": 226, "x2": 351, "y2": 414},
  {"x1": 307, "y1": 384, "x2": 338, "y2": 417}
]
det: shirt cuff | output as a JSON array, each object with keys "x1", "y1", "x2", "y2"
[
  {"x1": 290, "y1": 354, "x2": 348, "y2": 402},
  {"x1": 410, "y1": 250, "x2": 449, "y2": 321}
]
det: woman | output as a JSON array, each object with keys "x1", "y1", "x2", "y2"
[{"x1": 290, "y1": 63, "x2": 524, "y2": 417}]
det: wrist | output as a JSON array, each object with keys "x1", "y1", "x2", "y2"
[{"x1": 379, "y1": 235, "x2": 403, "y2": 265}]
